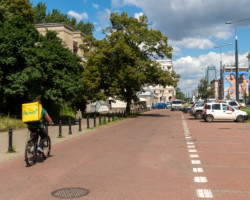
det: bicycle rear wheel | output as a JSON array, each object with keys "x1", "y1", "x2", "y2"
[
  {"x1": 43, "y1": 135, "x2": 51, "y2": 158},
  {"x1": 25, "y1": 141, "x2": 37, "y2": 166}
]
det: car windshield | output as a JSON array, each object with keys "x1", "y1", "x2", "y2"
[
  {"x1": 172, "y1": 101, "x2": 182, "y2": 104},
  {"x1": 229, "y1": 102, "x2": 237, "y2": 106},
  {"x1": 239, "y1": 99, "x2": 244, "y2": 103}
]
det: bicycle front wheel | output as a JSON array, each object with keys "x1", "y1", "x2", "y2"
[
  {"x1": 43, "y1": 135, "x2": 51, "y2": 158},
  {"x1": 25, "y1": 141, "x2": 37, "y2": 166}
]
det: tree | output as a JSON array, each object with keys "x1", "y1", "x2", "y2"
[
  {"x1": 0, "y1": 0, "x2": 34, "y2": 23},
  {"x1": 198, "y1": 78, "x2": 213, "y2": 99},
  {"x1": 175, "y1": 88, "x2": 185, "y2": 100},
  {"x1": 0, "y1": 15, "x2": 39, "y2": 114},
  {"x1": 33, "y1": 1, "x2": 47, "y2": 23},
  {"x1": 81, "y1": 12, "x2": 177, "y2": 113}
]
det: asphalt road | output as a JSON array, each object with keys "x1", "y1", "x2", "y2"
[{"x1": 1, "y1": 109, "x2": 250, "y2": 200}]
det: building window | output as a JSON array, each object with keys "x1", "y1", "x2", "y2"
[{"x1": 73, "y1": 41, "x2": 78, "y2": 54}]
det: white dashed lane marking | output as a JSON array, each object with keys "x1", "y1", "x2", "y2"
[
  {"x1": 193, "y1": 168, "x2": 204, "y2": 173},
  {"x1": 194, "y1": 176, "x2": 208, "y2": 183},
  {"x1": 190, "y1": 154, "x2": 199, "y2": 158},
  {"x1": 191, "y1": 160, "x2": 201, "y2": 164},
  {"x1": 182, "y1": 113, "x2": 213, "y2": 198},
  {"x1": 196, "y1": 189, "x2": 214, "y2": 198}
]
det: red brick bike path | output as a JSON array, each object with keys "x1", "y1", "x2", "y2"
[
  {"x1": 0, "y1": 110, "x2": 195, "y2": 200},
  {"x1": 183, "y1": 113, "x2": 250, "y2": 200}
]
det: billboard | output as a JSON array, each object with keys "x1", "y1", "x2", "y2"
[{"x1": 224, "y1": 72, "x2": 249, "y2": 99}]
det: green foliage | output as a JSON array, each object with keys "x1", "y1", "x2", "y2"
[
  {"x1": 81, "y1": 12, "x2": 176, "y2": 113},
  {"x1": 0, "y1": 16, "x2": 85, "y2": 118},
  {"x1": 33, "y1": 1, "x2": 46, "y2": 23},
  {"x1": 176, "y1": 88, "x2": 186, "y2": 100},
  {"x1": 0, "y1": 16, "x2": 39, "y2": 114},
  {"x1": 198, "y1": 78, "x2": 213, "y2": 99},
  {"x1": 0, "y1": 0, "x2": 34, "y2": 23}
]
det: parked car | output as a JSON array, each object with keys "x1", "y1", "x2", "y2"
[
  {"x1": 238, "y1": 99, "x2": 246, "y2": 108},
  {"x1": 203, "y1": 102, "x2": 248, "y2": 122},
  {"x1": 190, "y1": 103, "x2": 205, "y2": 119},
  {"x1": 220, "y1": 100, "x2": 241, "y2": 110},
  {"x1": 152, "y1": 103, "x2": 167, "y2": 109},
  {"x1": 171, "y1": 100, "x2": 183, "y2": 111}
]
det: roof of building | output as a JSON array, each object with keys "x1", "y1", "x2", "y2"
[{"x1": 35, "y1": 23, "x2": 75, "y2": 31}]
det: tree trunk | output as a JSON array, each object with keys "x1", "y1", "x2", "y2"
[{"x1": 126, "y1": 99, "x2": 131, "y2": 114}]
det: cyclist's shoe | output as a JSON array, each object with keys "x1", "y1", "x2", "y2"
[{"x1": 37, "y1": 146, "x2": 44, "y2": 154}]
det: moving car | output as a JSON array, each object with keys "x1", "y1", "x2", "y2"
[
  {"x1": 152, "y1": 103, "x2": 167, "y2": 109},
  {"x1": 203, "y1": 102, "x2": 248, "y2": 122}
]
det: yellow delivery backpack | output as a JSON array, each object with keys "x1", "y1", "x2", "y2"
[{"x1": 22, "y1": 102, "x2": 42, "y2": 124}]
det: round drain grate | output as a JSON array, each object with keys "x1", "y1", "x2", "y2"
[{"x1": 52, "y1": 187, "x2": 89, "y2": 199}]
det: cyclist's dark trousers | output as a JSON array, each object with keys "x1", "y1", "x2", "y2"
[{"x1": 28, "y1": 127, "x2": 47, "y2": 149}]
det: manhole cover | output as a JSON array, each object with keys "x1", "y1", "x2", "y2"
[
  {"x1": 52, "y1": 187, "x2": 89, "y2": 199},
  {"x1": 219, "y1": 128, "x2": 231, "y2": 129}
]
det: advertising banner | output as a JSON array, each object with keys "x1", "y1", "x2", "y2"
[{"x1": 224, "y1": 72, "x2": 249, "y2": 99}]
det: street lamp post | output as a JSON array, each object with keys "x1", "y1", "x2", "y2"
[
  {"x1": 226, "y1": 17, "x2": 250, "y2": 101},
  {"x1": 214, "y1": 43, "x2": 232, "y2": 100}
]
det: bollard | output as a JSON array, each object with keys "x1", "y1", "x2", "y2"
[
  {"x1": 79, "y1": 117, "x2": 82, "y2": 132},
  {"x1": 94, "y1": 114, "x2": 96, "y2": 127},
  {"x1": 112, "y1": 112, "x2": 115, "y2": 121},
  {"x1": 45, "y1": 122, "x2": 48, "y2": 134},
  {"x1": 104, "y1": 114, "x2": 106, "y2": 124},
  {"x1": 118, "y1": 111, "x2": 120, "y2": 119},
  {"x1": 108, "y1": 113, "x2": 110, "y2": 122},
  {"x1": 69, "y1": 118, "x2": 72, "y2": 135},
  {"x1": 59, "y1": 120, "x2": 62, "y2": 137},
  {"x1": 87, "y1": 115, "x2": 90, "y2": 128},
  {"x1": 8, "y1": 128, "x2": 13, "y2": 152},
  {"x1": 99, "y1": 114, "x2": 101, "y2": 125}
]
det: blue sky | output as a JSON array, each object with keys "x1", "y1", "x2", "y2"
[{"x1": 31, "y1": 0, "x2": 250, "y2": 95}]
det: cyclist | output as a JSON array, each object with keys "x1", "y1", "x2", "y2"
[{"x1": 27, "y1": 99, "x2": 54, "y2": 153}]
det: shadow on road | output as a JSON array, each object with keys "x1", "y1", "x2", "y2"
[{"x1": 139, "y1": 114, "x2": 170, "y2": 117}]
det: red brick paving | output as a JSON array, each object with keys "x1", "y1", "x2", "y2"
[
  {"x1": 184, "y1": 112, "x2": 250, "y2": 199},
  {"x1": 0, "y1": 110, "x2": 195, "y2": 200},
  {"x1": 1, "y1": 110, "x2": 250, "y2": 199}
]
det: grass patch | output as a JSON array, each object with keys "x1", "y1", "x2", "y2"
[
  {"x1": 242, "y1": 108, "x2": 250, "y2": 122},
  {"x1": 6, "y1": 145, "x2": 17, "y2": 153},
  {"x1": 0, "y1": 115, "x2": 26, "y2": 132}
]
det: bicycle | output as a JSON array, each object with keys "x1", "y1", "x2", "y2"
[{"x1": 25, "y1": 128, "x2": 51, "y2": 167}]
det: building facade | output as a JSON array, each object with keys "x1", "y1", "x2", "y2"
[
  {"x1": 210, "y1": 78, "x2": 219, "y2": 99},
  {"x1": 35, "y1": 23, "x2": 85, "y2": 62},
  {"x1": 143, "y1": 59, "x2": 176, "y2": 103},
  {"x1": 206, "y1": 66, "x2": 217, "y2": 85}
]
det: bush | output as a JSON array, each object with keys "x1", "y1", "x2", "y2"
[{"x1": 0, "y1": 114, "x2": 27, "y2": 132}]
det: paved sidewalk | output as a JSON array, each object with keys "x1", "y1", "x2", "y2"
[{"x1": 0, "y1": 118, "x2": 97, "y2": 164}]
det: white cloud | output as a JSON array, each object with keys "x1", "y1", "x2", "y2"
[
  {"x1": 173, "y1": 51, "x2": 249, "y2": 93},
  {"x1": 134, "y1": 12, "x2": 143, "y2": 20},
  {"x1": 170, "y1": 38, "x2": 215, "y2": 50},
  {"x1": 172, "y1": 46, "x2": 182, "y2": 56},
  {"x1": 92, "y1": 3, "x2": 99, "y2": 9},
  {"x1": 67, "y1": 11, "x2": 88, "y2": 21},
  {"x1": 97, "y1": 9, "x2": 111, "y2": 24},
  {"x1": 120, "y1": 0, "x2": 250, "y2": 42},
  {"x1": 111, "y1": 0, "x2": 123, "y2": 8}
]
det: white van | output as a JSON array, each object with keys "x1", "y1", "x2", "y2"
[{"x1": 203, "y1": 102, "x2": 248, "y2": 122}]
